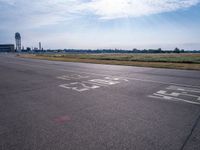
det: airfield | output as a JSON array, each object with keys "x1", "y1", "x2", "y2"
[{"x1": 0, "y1": 54, "x2": 200, "y2": 150}]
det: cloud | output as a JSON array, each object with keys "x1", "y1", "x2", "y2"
[
  {"x1": 77, "y1": 0, "x2": 200, "y2": 19},
  {"x1": 0, "y1": 0, "x2": 80, "y2": 29},
  {"x1": 0, "y1": 0, "x2": 199, "y2": 29},
  {"x1": 0, "y1": 0, "x2": 16, "y2": 5}
]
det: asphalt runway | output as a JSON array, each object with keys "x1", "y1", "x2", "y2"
[{"x1": 0, "y1": 54, "x2": 200, "y2": 150}]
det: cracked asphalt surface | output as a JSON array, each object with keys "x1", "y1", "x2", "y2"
[{"x1": 0, "y1": 54, "x2": 200, "y2": 150}]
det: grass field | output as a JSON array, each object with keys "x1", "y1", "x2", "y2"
[{"x1": 19, "y1": 53, "x2": 200, "y2": 70}]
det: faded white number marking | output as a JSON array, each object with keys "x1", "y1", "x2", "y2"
[
  {"x1": 57, "y1": 74, "x2": 89, "y2": 80},
  {"x1": 167, "y1": 86, "x2": 200, "y2": 93},
  {"x1": 59, "y1": 82, "x2": 100, "y2": 92},
  {"x1": 58, "y1": 75, "x2": 129, "y2": 92},
  {"x1": 90, "y1": 79, "x2": 119, "y2": 85},
  {"x1": 149, "y1": 86, "x2": 200, "y2": 105}
]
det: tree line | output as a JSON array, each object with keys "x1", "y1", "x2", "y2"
[{"x1": 22, "y1": 47, "x2": 200, "y2": 53}]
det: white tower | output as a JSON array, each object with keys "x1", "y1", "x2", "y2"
[
  {"x1": 39, "y1": 42, "x2": 42, "y2": 50},
  {"x1": 15, "y1": 32, "x2": 21, "y2": 51}
]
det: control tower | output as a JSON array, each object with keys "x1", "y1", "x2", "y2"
[
  {"x1": 15, "y1": 32, "x2": 21, "y2": 51},
  {"x1": 39, "y1": 42, "x2": 42, "y2": 50}
]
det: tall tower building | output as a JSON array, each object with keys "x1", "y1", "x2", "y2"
[
  {"x1": 39, "y1": 42, "x2": 42, "y2": 50},
  {"x1": 15, "y1": 32, "x2": 21, "y2": 51}
]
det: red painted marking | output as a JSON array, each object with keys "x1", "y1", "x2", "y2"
[{"x1": 54, "y1": 115, "x2": 71, "y2": 124}]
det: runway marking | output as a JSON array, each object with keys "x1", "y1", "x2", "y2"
[
  {"x1": 149, "y1": 95, "x2": 200, "y2": 105},
  {"x1": 59, "y1": 69, "x2": 200, "y2": 88},
  {"x1": 149, "y1": 86, "x2": 200, "y2": 105},
  {"x1": 4, "y1": 59, "x2": 200, "y2": 88},
  {"x1": 59, "y1": 75, "x2": 129, "y2": 92},
  {"x1": 57, "y1": 74, "x2": 89, "y2": 80},
  {"x1": 166, "y1": 85, "x2": 200, "y2": 93},
  {"x1": 59, "y1": 82, "x2": 100, "y2": 92}
]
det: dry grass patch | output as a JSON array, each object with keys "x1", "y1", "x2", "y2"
[{"x1": 18, "y1": 53, "x2": 200, "y2": 70}]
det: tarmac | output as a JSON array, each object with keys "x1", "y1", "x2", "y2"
[{"x1": 0, "y1": 53, "x2": 200, "y2": 150}]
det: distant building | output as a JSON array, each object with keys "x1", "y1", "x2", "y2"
[
  {"x1": 33, "y1": 47, "x2": 38, "y2": 50},
  {"x1": 0, "y1": 44, "x2": 15, "y2": 52}
]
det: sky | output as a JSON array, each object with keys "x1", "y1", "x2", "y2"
[{"x1": 0, "y1": 0, "x2": 200, "y2": 50}]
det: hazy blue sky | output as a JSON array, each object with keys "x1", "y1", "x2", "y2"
[{"x1": 0, "y1": 0, "x2": 200, "y2": 50}]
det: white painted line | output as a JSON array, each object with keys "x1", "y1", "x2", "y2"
[
  {"x1": 83, "y1": 81, "x2": 109, "y2": 87},
  {"x1": 157, "y1": 90, "x2": 167, "y2": 95},
  {"x1": 180, "y1": 93, "x2": 200, "y2": 98},
  {"x1": 171, "y1": 92, "x2": 180, "y2": 97},
  {"x1": 59, "y1": 81, "x2": 102, "y2": 92},
  {"x1": 57, "y1": 76, "x2": 70, "y2": 80},
  {"x1": 104, "y1": 77, "x2": 129, "y2": 82},
  {"x1": 149, "y1": 94, "x2": 200, "y2": 105},
  {"x1": 90, "y1": 79, "x2": 120, "y2": 85},
  {"x1": 167, "y1": 86, "x2": 200, "y2": 93},
  {"x1": 80, "y1": 82, "x2": 100, "y2": 89},
  {"x1": 59, "y1": 84, "x2": 73, "y2": 89},
  {"x1": 154, "y1": 93, "x2": 200, "y2": 105},
  {"x1": 157, "y1": 90, "x2": 181, "y2": 97},
  {"x1": 57, "y1": 74, "x2": 89, "y2": 81},
  {"x1": 59, "y1": 83, "x2": 89, "y2": 92}
]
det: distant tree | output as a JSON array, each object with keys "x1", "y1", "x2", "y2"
[
  {"x1": 174, "y1": 47, "x2": 180, "y2": 53},
  {"x1": 180, "y1": 49, "x2": 185, "y2": 53},
  {"x1": 157, "y1": 48, "x2": 162, "y2": 53},
  {"x1": 132, "y1": 48, "x2": 139, "y2": 53},
  {"x1": 26, "y1": 47, "x2": 31, "y2": 51}
]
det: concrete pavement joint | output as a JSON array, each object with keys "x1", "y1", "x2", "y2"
[{"x1": 180, "y1": 113, "x2": 200, "y2": 150}]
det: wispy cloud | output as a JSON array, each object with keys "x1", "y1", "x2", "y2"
[
  {"x1": 0, "y1": 0, "x2": 200, "y2": 49},
  {"x1": 77, "y1": 0, "x2": 200, "y2": 19},
  {"x1": 0, "y1": 0, "x2": 79, "y2": 28},
  {"x1": 1, "y1": 0, "x2": 199, "y2": 29}
]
